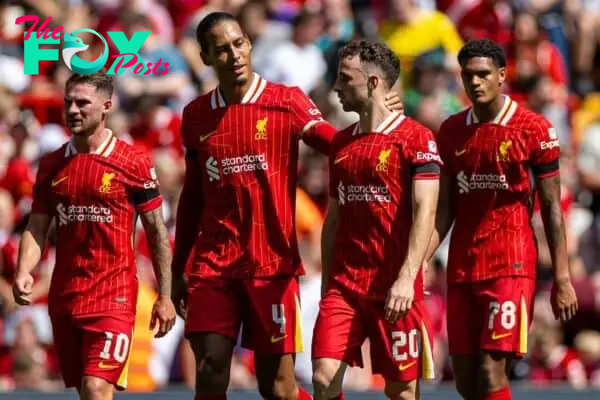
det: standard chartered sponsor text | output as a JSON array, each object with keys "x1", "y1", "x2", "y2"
[
  {"x1": 468, "y1": 174, "x2": 509, "y2": 190},
  {"x1": 221, "y1": 154, "x2": 268, "y2": 174},
  {"x1": 63, "y1": 204, "x2": 113, "y2": 223},
  {"x1": 347, "y1": 184, "x2": 391, "y2": 202}
]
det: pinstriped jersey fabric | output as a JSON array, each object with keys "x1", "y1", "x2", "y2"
[
  {"x1": 437, "y1": 97, "x2": 560, "y2": 283},
  {"x1": 181, "y1": 74, "x2": 327, "y2": 278},
  {"x1": 328, "y1": 115, "x2": 442, "y2": 300},
  {"x1": 31, "y1": 134, "x2": 162, "y2": 317}
]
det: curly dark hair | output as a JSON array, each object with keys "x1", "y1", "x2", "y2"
[
  {"x1": 458, "y1": 39, "x2": 507, "y2": 68},
  {"x1": 338, "y1": 40, "x2": 400, "y2": 89},
  {"x1": 65, "y1": 70, "x2": 113, "y2": 98},
  {"x1": 196, "y1": 12, "x2": 239, "y2": 52}
]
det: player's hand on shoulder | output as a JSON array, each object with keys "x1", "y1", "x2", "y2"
[
  {"x1": 550, "y1": 277, "x2": 579, "y2": 323},
  {"x1": 384, "y1": 274, "x2": 415, "y2": 323},
  {"x1": 150, "y1": 294, "x2": 177, "y2": 338},
  {"x1": 12, "y1": 273, "x2": 34, "y2": 306},
  {"x1": 171, "y1": 274, "x2": 188, "y2": 319},
  {"x1": 384, "y1": 91, "x2": 404, "y2": 113}
]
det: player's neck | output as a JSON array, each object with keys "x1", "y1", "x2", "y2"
[
  {"x1": 220, "y1": 73, "x2": 255, "y2": 104},
  {"x1": 472, "y1": 95, "x2": 506, "y2": 123},
  {"x1": 359, "y1": 99, "x2": 393, "y2": 133},
  {"x1": 72, "y1": 126, "x2": 111, "y2": 154}
]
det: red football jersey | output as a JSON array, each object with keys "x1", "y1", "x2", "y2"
[
  {"x1": 181, "y1": 73, "x2": 330, "y2": 279},
  {"x1": 437, "y1": 96, "x2": 560, "y2": 283},
  {"x1": 328, "y1": 114, "x2": 442, "y2": 300},
  {"x1": 31, "y1": 131, "x2": 162, "y2": 317}
]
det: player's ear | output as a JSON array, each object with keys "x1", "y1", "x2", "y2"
[
  {"x1": 498, "y1": 67, "x2": 506, "y2": 86},
  {"x1": 367, "y1": 75, "x2": 379, "y2": 96},
  {"x1": 103, "y1": 98, "x2": 113, "y2": 114},
  {"x1": 200, "y1": 50, "x2": 213, "y2": 67}
]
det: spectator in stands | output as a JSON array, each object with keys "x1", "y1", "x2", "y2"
[
  {"x1": 117, "y1": 13, "x2": 191, "y2": 111},
  {"x1": 578, "y1": 120, "x2": 600, "y2": 272},
  {"x1": 379, "y1": 0, "x2": 463, "y2": 90},
  {"x1": 403, "y1": 47, "x2": 463, "y2": 130},
  {"x1": 574, "y1": 330, "x2": 600, "y2": 387},
  {"x1": 258, "y1": 9, "x2": 327, "y2": 94},
  {"x1": 528, "y1": 318, "x2": 588, "y2": 389}
]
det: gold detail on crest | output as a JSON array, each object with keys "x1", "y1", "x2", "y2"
[
  {"x1": 255, "y1": 116, "x2": 268, "y2": 140},
  {"x1": 497, "y1": 140, "x2": 512, "y2": 161},
  {"x1": 99, "y1": 172, "x2": 116, "y2": 193},
  {"x1": 376, "y1": 149, "x2": 392, "y2": 172}
]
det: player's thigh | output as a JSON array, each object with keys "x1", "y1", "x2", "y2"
[
  {"x1": 312, "y1": 286, "x2": 366, "y2": 368},
  {"x1": 185, "y1": 277, "x2": 243, "y2": 341},
  {"x1": 50, "y1": 315, "x2": 84, "y2": 389},
  {"x1": 242, "y1": 276, "x2": 304, "y2": 354},
  {"x1": 187, "y1": 332, "x2": 236, "y2": 379},
  {"x1": 476, "y1": 277, "x2": 535, "y2": 356},
  {"x1": 447, "y1": 283, "x2": 480, "y2": 356},
  {"x1": 384, "y1": 380, "x2": 419, "y2": 400},
  {"x1": 369, "y1": 300, "x2": 435, "y2": 382},
  {"x1": 79, "y1": 315, "x2": 134, "y2": 391}
]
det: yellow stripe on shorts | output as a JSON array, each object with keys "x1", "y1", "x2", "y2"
[
  {"x1": 519, "y1": 295, "x2": 528, "y2": 354},
  {"x1": 420, "y1": 322, "x2": 435, "y2": 380},
  {"x1": 294, "y1": 295, "x2": 303, "y2": 353}
]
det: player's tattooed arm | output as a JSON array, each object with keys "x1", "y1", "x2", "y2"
[
  {"x1": 321, "y1": 198, "x2": 340, "y2": 296},
  {"x1": 140, "y1": 207, "x2": 173, "y2": 297},
  {"x1": 536, "y1": 173, "x2": 579, "y2": 322},
  {"x1": 14, "y1": 213, "x2": 51, "y2": 305}
]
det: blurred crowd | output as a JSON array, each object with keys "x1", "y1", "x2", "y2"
[{"x1": 0, "y1": 0, "x2": 599, "y2": 393}]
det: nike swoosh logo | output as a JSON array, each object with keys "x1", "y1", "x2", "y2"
[
  {"x1": 334, "y1": 155, "x2": 348, "y2": 164},
  {"x1": 97, "y1": 361, "x2": 120, "y2": 370},
  {"x1": 270, "y1": 334, "x2": 288, "y2": 343},
  {"x1": 51, "y1": 176, "x2": 68, "y2": 187},
  {"x1": 398, "y1": 361, "x2": 416, "y2": 371},
  {"x1": 491, "y1": 331, "x2": 512, "y2": 340},
  {"x1": 199, "y1": 131, "x2": 216, "y2": 142},
  {"x1": 455, "y1": 149, "x2": 467, "y2": 156}
]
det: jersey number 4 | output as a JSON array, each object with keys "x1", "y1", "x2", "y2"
[{"x1": 100, "y1": 332, "x2": 130, "y2": 363}]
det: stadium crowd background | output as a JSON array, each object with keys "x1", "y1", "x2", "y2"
[{"x1": 0, "y1": 0, "x2": 599, "y2": 393}]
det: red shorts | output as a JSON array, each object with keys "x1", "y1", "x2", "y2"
[
  {"x1": 185, "y1": 276, "x2": 302, "y2": 354},
  {"x1": 447, "y1": 277, "x2": 535, "y2": 357},
  {"x1": 50, "y1": 314, "x2": 134, "y2": 390},
  {"x1": 312, "y1": 286, "x2": 435, "y2": 382}
]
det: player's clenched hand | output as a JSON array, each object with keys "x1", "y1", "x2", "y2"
[
  {"x1": 550, "y1": 278, "x2": 578, "y2": 323},
  {"x1": 12, "y1": 273, "x2": 34, "y2": 306},
  {"x1": 385, "y1": 275, "x2": 414, "y2": 323},
  {"x1": 150, "y1": 295, "x2": 177, "y2": 338}
]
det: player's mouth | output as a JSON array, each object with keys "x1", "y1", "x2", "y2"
[
  {"x1": 232, "y1": 64, "x2": 246, "y2": 75},
  {"x1": 68, "y1": 119, "x2": 83, "y2": 127}
]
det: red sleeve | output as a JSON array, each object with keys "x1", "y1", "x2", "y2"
[
  {"x1": 30, "y1": 158, "x2": 51, "y2": 215},
  {"x1": 130, "y1": 154, "x2": 163, "y2": 213},
  {"x1": 406, "y1": 126, "x2": 443, "y2": 180},
  {"x1": 435, "y1": 118, "x2": 454, "y2": 177},
  {"x1": 529, "y1": 116, "x2": 560, "y2": 178},
  {"x1": 288, "y1": 87, "x2": 333, "y2": 155},
  {"x1": 328, "y1": 135, "x2": 342, "y2": 198}
]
